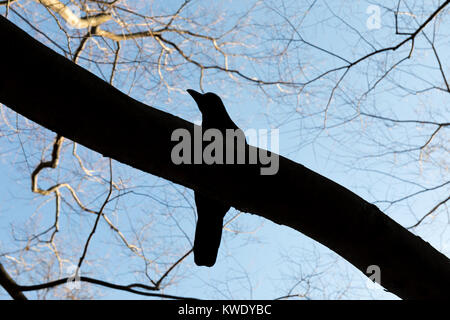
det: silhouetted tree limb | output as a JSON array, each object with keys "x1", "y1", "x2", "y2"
[
  {"x1": 0, "y1": 263, "x2": 27, "y2": 300},
  {"x1": 17, "y1": 276, "x2": 197, "y2": 299},
  {"x1": 0, "y1": 0, "x2": 17, "y2": 6},
  {"x1": 0, "y1": 261, "x2": 195, "y2": 300},
  {"x1": 0, "y1": 16, "x2": 449, "y2": 300}
]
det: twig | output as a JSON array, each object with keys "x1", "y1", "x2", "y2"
[
  {"x1": 76, "y1": 158, "x2": 114, "y2": 274},
  {"x1": 16, "y1": 275, "x2": 197, "y2": 300},
  {"x1": 407, "y1": 195, "x2": 450, "y2": 229}
]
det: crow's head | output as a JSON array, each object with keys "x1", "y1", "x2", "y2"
[
  {"x1": 186, "y1": 89, "x2": 226, "y2": 116},
  {"x1": 187, "y1": 89, "x2": 239, "y2": 131}
]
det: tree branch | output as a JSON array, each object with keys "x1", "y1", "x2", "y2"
[
  {"x1": 38, "y1": 0, "x2": 112, "y2": 29},
  {"x1": 0, "y1": 261, "x2": 196, "y2": 300},
  {"x1": 0, "y1": 0, "x2": 18, "y2": 6},
  {"x1": 0, "y1": 262, "x2": 27, "y2": 300},
  {"x1": 17, "y1": 276, "x2": 197, "y2": 300}
]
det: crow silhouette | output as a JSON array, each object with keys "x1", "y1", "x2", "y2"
[{"x1": 187, "y1": 89, "x2": 243, "y2": 267}]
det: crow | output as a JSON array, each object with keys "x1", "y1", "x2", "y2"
[{"x1": 187, "y1": 89, "x2": 243, "y2": 267}]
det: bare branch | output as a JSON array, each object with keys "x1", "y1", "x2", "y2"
[
  {"x1": 38, "y1": 0, "x2": 112, "y2": 29},
  {"x1": 0, "y1": 0, "x2": 18, "y2": 6},
  {"x1": 0, "y1": 262, "x2": 27, "y2": 300},
  {"x1": 16, "y1": 275, "x2": 197, "y2": 300},
  {"x1": 407, "y1": 195, "x2": 450, "y2": 229},
  {"x1": 76, "y1": 158, "x2": 114, "y2": 273}
]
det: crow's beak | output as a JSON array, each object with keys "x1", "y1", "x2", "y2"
[{"x1": 187, "y1": 89, "x2": 204, "y2": 108}]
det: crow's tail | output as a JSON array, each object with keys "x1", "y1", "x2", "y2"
[{"x1": 193, "y1": 215, "x2": 224, "y2": 267}]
